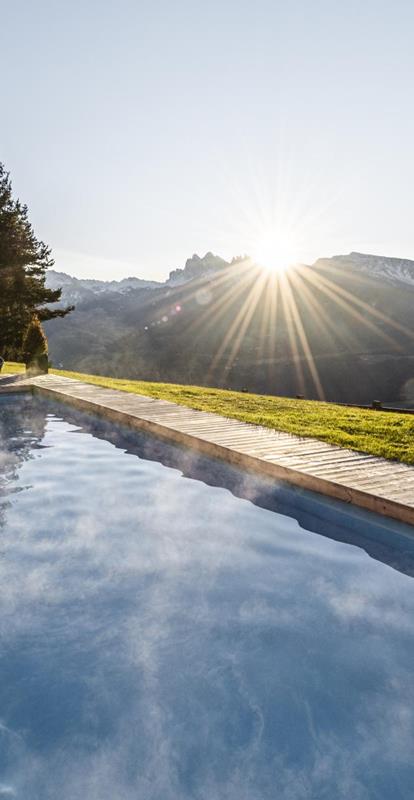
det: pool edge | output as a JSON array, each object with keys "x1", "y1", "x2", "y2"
[{"x1": 28, "y1": 381, "x2": 414, "y2": 529}]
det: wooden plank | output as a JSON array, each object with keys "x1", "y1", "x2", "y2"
[{"x1": 2, "y1": 373, "x2": 411, "y2": 524}]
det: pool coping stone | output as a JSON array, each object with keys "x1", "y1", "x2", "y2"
[{"x1": 1, "y1": 372, "x2": 413, "y2": 527}]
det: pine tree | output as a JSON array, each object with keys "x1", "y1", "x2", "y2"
[{"x1": 0, "y1": 163, "x2": 73, "y2": 359}]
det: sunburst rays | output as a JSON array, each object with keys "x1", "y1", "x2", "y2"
[
  {"x1": 146, "y1": 222, "x2": 413, "y2": 398},
  {"x1": 173, "y1": 254, "x2": 413, "y2": 398}
]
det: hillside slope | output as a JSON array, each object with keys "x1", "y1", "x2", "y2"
[
  {"x1": 5, "y1": 362, "x2": 413, "y2": 464},
  {"x1": 44, "y1": 252, "x2": 414, "y2": 405}
]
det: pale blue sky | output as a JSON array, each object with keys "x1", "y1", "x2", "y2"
[{"x1": 2, "y1": 0, "x2": 414, "y2": 280}]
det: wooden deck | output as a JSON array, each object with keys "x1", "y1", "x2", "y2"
[{"x1": 1, "y1": 372, "x2": 414, "y2": 526}]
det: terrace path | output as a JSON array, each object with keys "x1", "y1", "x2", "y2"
[{"x1": 1, "y1": 372, "x2": 414, "y2": 526}]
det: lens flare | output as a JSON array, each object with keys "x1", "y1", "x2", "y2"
[{"x1": 251, "y1": 229, "x2": 298, "y2": 274}]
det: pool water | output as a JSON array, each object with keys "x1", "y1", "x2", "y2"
[{"x1": 1, "y1": 394, "x2": 414, "y2": 799}]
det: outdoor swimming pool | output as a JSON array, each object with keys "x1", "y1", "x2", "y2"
[{"x1": 1, "y1": 394, "x2": 414, "y2": 799}]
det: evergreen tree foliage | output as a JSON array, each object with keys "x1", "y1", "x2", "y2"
[
  {"x1": 0, "y1": 163, "x2": 73, "y2": 358},
  {"x1": 22, "y1": 315, "x2": 48, "y2": 361}
]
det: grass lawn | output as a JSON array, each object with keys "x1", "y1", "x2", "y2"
[{"x1": 3, "y1": 361, "x2": 414, "y2": 464}]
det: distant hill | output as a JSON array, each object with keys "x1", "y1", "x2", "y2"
[
  {"x1": 47, "y1": 251, "x2": 231, "y2": 306},
  {"x1": 316, "y1": 251, "x2": 414, "y2": 288},
  {"x1": 44, "y1": 251, "x2": 414, "y2": 404},
  {"x1": 46, "y1": 270, "x2": 162, "y2": 306}
]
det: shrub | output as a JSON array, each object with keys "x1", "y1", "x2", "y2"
[{"x1": 23, "y1": 316, "x2": 48, "y2": 373}]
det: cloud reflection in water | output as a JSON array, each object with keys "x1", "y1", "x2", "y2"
[{"x1": 0, "y1": 396, "x2": 413, "y2": 799}]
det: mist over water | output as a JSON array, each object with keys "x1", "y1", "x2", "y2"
[{"x1": 0, "y1": 396, "x2": 414, "y2": 799}]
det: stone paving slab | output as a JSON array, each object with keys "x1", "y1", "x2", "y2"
[{"x1": 1, "y1": 372, "x2": 414, "y2": 526}]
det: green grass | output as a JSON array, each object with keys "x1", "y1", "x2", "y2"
[
  {"x1": 3, "y1": 361, "x2": 26, "y2": 374},
  {"x1": 4, "y1": 362, "x2": 414, "y2": 464}
]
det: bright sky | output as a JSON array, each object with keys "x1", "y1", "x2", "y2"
[{"x1": 2, "y1": 0, "x2": 414, "y2": 280}]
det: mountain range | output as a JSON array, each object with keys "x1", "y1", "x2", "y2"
[
  {"x1": 45, "y1": 252, "x2": 230, "y2": 304},
  {"x1": 44, "y1": 251, "x2": 414, "y2": 405}
]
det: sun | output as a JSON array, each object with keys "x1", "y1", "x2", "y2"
[{"x1": 251, "y1": 229, "x2": 298, "y2": 274}]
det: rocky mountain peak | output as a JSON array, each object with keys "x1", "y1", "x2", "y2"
[
  {"x1": 167, "y1": 252, "x2": 230, "y2": 286},
  {"x1": 313, "y1": 252, "x2": 414, "y2": 289}
]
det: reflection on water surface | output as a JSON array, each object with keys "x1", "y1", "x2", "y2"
[{"x1": 0, "y1": 395, "x2": 413, "y2": 799}]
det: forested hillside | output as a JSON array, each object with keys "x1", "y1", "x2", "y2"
[{"x1": 45, "y1": 252, "x2": 414, "y2": 405}]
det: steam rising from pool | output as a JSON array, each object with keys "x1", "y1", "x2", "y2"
[{"x1": 0, "y1": 396, "x2": 413, "y2": 799}]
